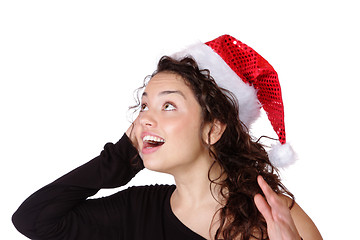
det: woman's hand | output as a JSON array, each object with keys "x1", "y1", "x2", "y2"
[
  {"x1": 254, "y1": 175, "x2": 301, "y2": 240},
  {"x1": 126, "y1": 117, "x2": 140, "y2": 150}
]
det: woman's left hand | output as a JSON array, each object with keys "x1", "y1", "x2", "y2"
[{"x1": 254, "y1": 175, "x2": 301, "y2": 240}]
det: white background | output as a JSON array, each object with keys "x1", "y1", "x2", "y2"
[{"x1": 1, "y1": 1, "x2": 359, "y2": 239}]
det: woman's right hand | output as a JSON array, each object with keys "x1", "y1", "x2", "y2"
[{"x1": 126, "y1": 117, "x2": 140, "y2": 151}]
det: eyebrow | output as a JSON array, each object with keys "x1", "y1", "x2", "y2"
[{"x1": 142, "y1": 90, "x2": 186, "y2": 99}]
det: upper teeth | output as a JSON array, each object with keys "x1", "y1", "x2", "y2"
[{"x1": 143, "y1": 135, "x2": 165, "y2": 143}]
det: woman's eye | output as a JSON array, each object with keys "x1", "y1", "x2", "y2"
[
  {"x1": 140, "y1": 103, "x2": 148, "y2": 112},
  {"x1": 163, "y1": 102, "x2": 176, "y2": 111}
]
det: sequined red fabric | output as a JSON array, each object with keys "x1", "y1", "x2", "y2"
[{"x1": 206, "y1": 35, "x2": 286, "y2": 144}]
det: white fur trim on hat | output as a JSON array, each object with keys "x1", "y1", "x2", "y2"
[
  {"x1": 171, "y1": 42, "x2": 261, "y2": 127},
  {"x1": 268, "y1": 142, "x2": 297, "y2": 168}
]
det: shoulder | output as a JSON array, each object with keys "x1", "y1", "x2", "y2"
[
  {"x1": 122, "y1": 184, "x2": 176, "y2": 201},
  {"x1": 280, "y1": 195, "x2": 323, "y2": 240},
  {"x1": 116, "y1": 184, "x2": 176, "y2": 215},
  {"x1": 99, "y1": 184, "x2": 175, "y2": 212},
  {"x1": 125, "y1": 184, "x2": 175, "y2": 193}
]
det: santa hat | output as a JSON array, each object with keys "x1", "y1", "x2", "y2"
[{"x1": 171, "y1": 34, "x2": 296, "y2": 168}]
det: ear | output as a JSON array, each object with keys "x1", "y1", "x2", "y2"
[{"x1": 203, "y1": 119, "x2": 227, "y2": 145}]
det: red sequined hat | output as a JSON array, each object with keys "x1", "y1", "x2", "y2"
[{"x1": 172, "y1": 34, "x2": 296, "y2": 167}]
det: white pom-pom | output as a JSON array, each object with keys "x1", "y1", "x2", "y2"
[{"x1": 268, "y1": 142, "x2": 297, "y2": 168}]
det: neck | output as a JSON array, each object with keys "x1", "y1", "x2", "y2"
[
  {"x1": 171, "y1": 159, "x2": 225, "y2": 208},
  {"x1": 169, "y1": 157, "x2": 226, "y2": 240}
]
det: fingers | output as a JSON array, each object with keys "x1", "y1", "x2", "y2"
[
  {"x1": 126, "y1": 117, "x2": 140, "y2": 149},
  {"x1": 256, "y1": 176, "x2": 292, "y2": 221},
  {"x1": 257, "y1": 176, "x2": 287, "y2": 212},
  {"x1": 254, "y1": 193, "x2": 273, "y2": 224},
  {"x1": 125, "y1": 123, "x2": 134, "y2": 138},
  {"x1": 255, "y1": 176, "x2": 301, "y2": 239},
  {"x1": 257, "y1": 175, "x2": 277, "y2": 203},
  {"x1": 254, "y1": 175, "x2": 276, "y2": 225}
]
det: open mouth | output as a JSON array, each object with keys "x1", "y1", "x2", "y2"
[{"x1": 142, "y1": 135, "x2": 165, "y2": 149}]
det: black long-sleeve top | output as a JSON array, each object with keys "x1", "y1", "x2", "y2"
[{"x1": 12, "y1": 134, "x2": 206, "y2": 240}]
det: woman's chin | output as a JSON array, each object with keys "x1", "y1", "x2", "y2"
[{"x1": 142, "y1": 157, "x2": 166, "y2": 173}]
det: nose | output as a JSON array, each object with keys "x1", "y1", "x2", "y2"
[{"x1": 139, "y1": 110, "x2": 157, "y2": 128}]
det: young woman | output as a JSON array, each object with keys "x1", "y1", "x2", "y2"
[{"x1": 12, "y1": 36, "x2": 322, "y2": 240}]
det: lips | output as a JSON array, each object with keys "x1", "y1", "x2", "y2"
[{"x1": 141, "y1": 132, "x2": 165, "y2": 154}]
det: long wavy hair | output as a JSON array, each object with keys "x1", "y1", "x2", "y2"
[{"x1": 132, "y1": 56, "x2": 294, "y2": 239}]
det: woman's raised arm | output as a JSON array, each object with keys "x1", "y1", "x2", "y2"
[{"x1": 12, "y1": 133, "x2": 144, "y2": 239}]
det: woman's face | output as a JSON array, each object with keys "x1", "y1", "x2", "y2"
[{"x1": 134, "y1": 72, "x2": 211, "y2": 175}]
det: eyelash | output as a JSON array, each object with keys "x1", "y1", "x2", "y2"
[
  {"x1": 140, "y1": 103, "x2": 148, "y2": 112},
  {"x1": 163, "y1": 102, "x2": 176, "y2": 111},
  {"x1": 140, "y1": 102, "x2": 177, "y2": 112}
]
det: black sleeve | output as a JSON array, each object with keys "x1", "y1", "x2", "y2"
[{"x1": 12, "y1": 134, "x2": 144, "y2": 240}]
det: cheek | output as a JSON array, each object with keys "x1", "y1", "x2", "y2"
[
  {"x1": 167, "y1": 113, "x2": 201, "y2": 135},
  {"x1": 165, "y1": 115, "x2": 204, "y2": 151}
]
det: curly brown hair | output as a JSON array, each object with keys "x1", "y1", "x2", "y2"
[{"x1": 132, "y1": 56, "x2": 294, "y2": 239}]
